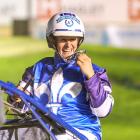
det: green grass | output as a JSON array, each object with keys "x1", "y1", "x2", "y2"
[
  {"x1": 0, "y1": 36, "x2": 140, "y2": 140},
  {"x1": 101, "y1": 84, "x2": 140, "y2": 140},
  {"x1": 102, "y1": 124, "x2": 140, "y2": 140}
]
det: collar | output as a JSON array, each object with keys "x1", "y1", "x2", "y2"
[{"x1": 54, "y1": 52, "x2": 75, "y2": 68}]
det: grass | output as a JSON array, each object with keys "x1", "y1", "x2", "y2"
[
  {"x1": 101, "y1": 84, "x2": 140, "y2": 140},
  {"x1": 102, "y1": 124, "x2": 140, "y2": 140},
  {"x1": 0, "y1": 36, "x2": 140, "y2": 140},
  {"x1": 0, "y1": 36, "x2": 48, "y2": 57}
]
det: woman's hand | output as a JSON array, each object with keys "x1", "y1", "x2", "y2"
[{"x1": 76, "y1": 53, "x2": 95, "y2": 79}]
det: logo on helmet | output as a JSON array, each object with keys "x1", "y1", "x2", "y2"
[
  {"x1": 65, "y1": 19, "x2": 74, "y2": 27},
  {"x1": 56, "y1": 13, "x2": 80, "y2": 25}
]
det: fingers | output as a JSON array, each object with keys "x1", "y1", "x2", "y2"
[
  {"x1": 76, "y1": 53, "x2": 95, "y2": 79},
  {"x1": 76, "y1": 53, "x2": 91, "y2": 64},
  {"x1": 76, "y1": 54, "x2": 89, "y2": 66}
]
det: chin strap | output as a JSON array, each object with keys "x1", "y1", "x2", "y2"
[
  {"x1": 66, "y1": 49, "x2": 86, "y2": 60},
  {"x1": 56, "y1": 49, "x2": 86, "y2": 63}
]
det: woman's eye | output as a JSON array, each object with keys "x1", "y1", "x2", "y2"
[
  {"x1": 70, "y1": 39, "x2": 75, "y2": 41},
  {"x1": 61, "y1": 39, "x2": 66, "y2": 42}
]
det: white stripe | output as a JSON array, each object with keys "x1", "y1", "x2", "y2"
[
  {"x1": 55, "y1": 128, "x2": 98, "y2": 140},
  {"x1": 91, "y1": 94, "x2": 114, "y2": 117},
  {"x1": 51, "y1": 68, "x2": 63, "y2": 102},
  {"x1": 74, "y1": 128, "x2": 98, "y2": 140},
  {"x1": 58, "y1": 82, "x2": 82, "y2": 102},
  {"x1": 46, "y1": 103, "x2": 62, "y2": 108},
  {"x1": 103, "y1": 85, "x2": 112, "y2": 93},
  {"x1": 34, "y1": 83, "x2": 50, "y2": 99},
  {"x1": 19, "y1": 81, "x2": 32, "y2": 94}
]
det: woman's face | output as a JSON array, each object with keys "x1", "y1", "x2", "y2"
[{"x1": 55, "y1": 36, "x2": 79, "y2": 59}]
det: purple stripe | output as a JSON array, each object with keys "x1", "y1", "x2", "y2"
[{"x1": 84, "y1": 72, "x2": 110, "y2": 108}]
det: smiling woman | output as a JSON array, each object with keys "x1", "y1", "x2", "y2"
[
  {"x1": 3, "y1": 11, "x2": 114, "y2": 140},
  {"x1": 55, "y1": 36, "x2": 79, "y2": 59},
  {"x1": 0, "y1": 33, "x2": 140, "y2": 140}
]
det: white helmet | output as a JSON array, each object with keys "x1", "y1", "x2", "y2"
[{"x1": 46, "y1": 11, "x2": 85, "y2": 48}]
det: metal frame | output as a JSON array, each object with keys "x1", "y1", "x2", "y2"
[{"x1": 0, "y1": 80, "x2": 87, "y2": 140}]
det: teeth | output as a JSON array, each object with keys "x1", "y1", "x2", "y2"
[{"x1": 63, "y1": 50, "x2": 70, "y2": 52}]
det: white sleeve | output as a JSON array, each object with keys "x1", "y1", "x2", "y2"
[{"x1": 90, "y1": 94, "x2": 114, "y2": 118}]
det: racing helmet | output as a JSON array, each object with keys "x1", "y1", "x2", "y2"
[{"x1": 46, "y1": 11, "x2": 85, "y2": 49}]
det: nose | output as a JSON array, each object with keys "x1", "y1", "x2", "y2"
[
  {"x1": 64, "y1": 40, "x2": 70, "y2": 48},
  {"x1": 65, "y1": 40, "x2": 71, "y2": 47}
]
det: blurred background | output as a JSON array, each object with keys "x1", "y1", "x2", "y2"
[{"x1": 0, "y1": 0, "x2": 140, "y2": 140}]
